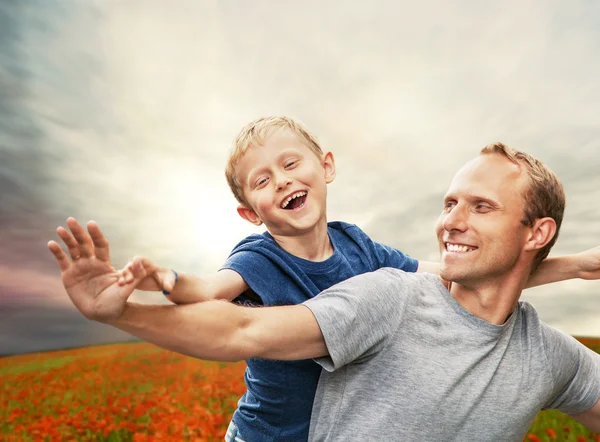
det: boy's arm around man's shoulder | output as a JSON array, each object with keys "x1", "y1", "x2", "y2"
[
  {"x1": 106, "y1": 299, "x2": 328, "y2": 362},
  {"x1": 416, "y1": 245, "x2": 600, "y2": 290}
]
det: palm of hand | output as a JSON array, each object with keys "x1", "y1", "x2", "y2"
[
  {"x1": 63, "y1": 257, "x2": 132, "y2": 321},
  {"x1": 49, "y1": 218, "x2": 138, "y2": 322}
]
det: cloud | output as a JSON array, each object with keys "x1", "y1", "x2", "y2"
[{"x1": 1, "y1": 0, "x2": 599, "y2": 354}]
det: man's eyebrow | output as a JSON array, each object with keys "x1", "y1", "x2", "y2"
[
  {"x1": 471, "y1": 195, "x2": 501, "y2": 206},
  {"x1": 443, "y1": 193, "x2": 501, "y2": 207}
]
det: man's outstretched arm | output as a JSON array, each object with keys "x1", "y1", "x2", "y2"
[
  {"x1": 106, "y1": 300, "x2": 327, "y2": 362},
  {"x1": 48, "y1": 218, "x2": 327, "y2": 362},
  {"x1": 570, "y1": 398, "x2": 600, "y2": 432}
]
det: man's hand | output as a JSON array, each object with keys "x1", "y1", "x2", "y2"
[
  {"x1": 117, "y1": 257, "x2": 177, "y2": 293},
  {"x1": 574, "y1": 246, "x2": 600, "y2": 280},
  {"x1": 47, "y1": 217, "x2": 139, "y2": 322}
]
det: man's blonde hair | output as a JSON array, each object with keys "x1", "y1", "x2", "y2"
[
  {"x1": 225, "y1": 116, "x2": 324, "y2": 207},
  {"x1": 480, "y1": 142, "x2": 566, "y2": 274}
]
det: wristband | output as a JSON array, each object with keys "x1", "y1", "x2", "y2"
[{"x1": 162, "y1": 269, "x2": 178, "y2": 295}]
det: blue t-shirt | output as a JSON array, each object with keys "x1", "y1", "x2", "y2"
[{"x1": 221, "y1": 221, "x2": 418, "y2": 441}]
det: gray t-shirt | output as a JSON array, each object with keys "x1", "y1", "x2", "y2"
[{"x1": 303, "y1": 268, "x2": 600, "y2": 442}]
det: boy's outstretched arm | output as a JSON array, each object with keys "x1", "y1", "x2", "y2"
[
  {"x1": 417, "y1": 246, "x2": 600, "y2": 288},
  {"x1": 48, "y1": 218, "x2": 327, "y2": 362},
  {"x1": 119, "y1": 258, "x2": 248, "y2": 304},
  {"x1": 525, "y1": 247, "x2": 600, "y2": 288}
]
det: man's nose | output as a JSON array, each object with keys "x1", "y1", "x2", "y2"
[{"x1": 442, "y1": 204, "x2": 468, "y2": 232}]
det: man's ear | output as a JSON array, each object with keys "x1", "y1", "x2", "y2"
[
  {"x1": 237, "y1": 205, "x2": 263, "y2": 226},
  {"x1": 524, "y1": 217, "x2": 556, "y2": 252},
  {"x1": 322, "y1": 151, "x2": 336, "y2": 184}
]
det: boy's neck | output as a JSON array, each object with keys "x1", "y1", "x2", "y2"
[{"x1": 269, "y1": 219, "x2": 334, "y2": 262}]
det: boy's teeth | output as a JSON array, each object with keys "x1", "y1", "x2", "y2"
[{"x1": 281, "y1": 191, "x2": 307, "y2": 209}]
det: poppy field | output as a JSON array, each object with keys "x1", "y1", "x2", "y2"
[{"x1": 1, "y1": 338, "x2": 600, "y2": 441}]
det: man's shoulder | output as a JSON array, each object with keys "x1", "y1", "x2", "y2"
[
  {"x1": 348, "y1": 267, "x2": 443, "y2": 292},
  {"x1": 515, "y1": 301, "x2": 578, "y2": 349}
]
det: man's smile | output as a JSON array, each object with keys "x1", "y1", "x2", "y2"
[{"x1": 444, "y1": 242, "x2": 478, "y2": 253}]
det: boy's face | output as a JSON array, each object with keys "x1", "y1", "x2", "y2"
[{"x1": 235, "y1": 128, "x2": 335, "y2": 237}]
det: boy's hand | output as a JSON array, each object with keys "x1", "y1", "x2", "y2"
[
  {"x1": 574, "y1": 246, "x2": 600, "y2": 280},
  {"x1": 47, "y1": 218, "x2": 141, "y2": 322},
  {"x1": 118, "y1": 257, "x2": 178, "y2": 293}
]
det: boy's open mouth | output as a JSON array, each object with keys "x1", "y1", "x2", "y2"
[{"x1": 281, "y1": 191, "x2": 307, "y2": 210}]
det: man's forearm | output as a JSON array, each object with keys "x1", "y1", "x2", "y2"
[
  {"x1": 104, "y1": 299, "x2": 328, "y2": 362},
  {"x1": 526, "y1": 255, "x2": 578, "y2": 288},
  {"x1": 105, "y1": 301, "x2": 251, "y2": 362}
]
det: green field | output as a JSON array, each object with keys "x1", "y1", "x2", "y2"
[{"x1": 1, "y1": 338, "x2": 599, "y2": 441}]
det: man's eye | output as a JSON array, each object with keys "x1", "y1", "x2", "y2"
[
  {"x1": 444, "y1": 202, "x2": 456, "y2": 211},
  {"x1": 475, "y1": 204, "x2": 492, "y2": 212}
]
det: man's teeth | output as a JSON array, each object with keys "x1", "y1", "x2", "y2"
[
  {"x1": 281, "y1": 191, "x2": 307, "y2": 209},
  {"x1": 446, "y1": 243, "x2": 474, "y2": 253}
]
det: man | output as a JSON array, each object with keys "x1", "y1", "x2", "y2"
[{"x1": 49, "y1": 143, "x2": 600, "y2": 441}]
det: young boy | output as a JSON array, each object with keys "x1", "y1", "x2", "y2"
[{"x1": 119, "y1": 116, "x2": 598, "y2": 441}]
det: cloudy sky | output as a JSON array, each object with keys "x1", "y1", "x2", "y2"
[{"x1": 1, "y1": 0, "x2": 599, "y2": 355}]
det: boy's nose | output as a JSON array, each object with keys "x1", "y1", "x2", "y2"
[{"x1": 275, "y1": 174, "x2": 293, "y2": 191}]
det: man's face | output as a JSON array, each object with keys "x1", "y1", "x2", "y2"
[
  {"x1": 235, "y1": 128, "x2": 335, "y2": 236},
  {"x1": 435, "y1": 154, "x2": 532, "y2": 286}
]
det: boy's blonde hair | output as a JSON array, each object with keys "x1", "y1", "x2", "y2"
[
  {"x1": 480, "y1": 142, "x2": 565, "y2": 274},
  {"x1": 225, "y1": 116, "x2": 324, "y2": 207}
]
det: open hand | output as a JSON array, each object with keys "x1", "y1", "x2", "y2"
[{"x1": 48, "y1": 218, "x2": 140, "y2": 322}]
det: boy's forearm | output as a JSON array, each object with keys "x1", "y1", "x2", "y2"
[
  {"x1": 167, "y1": 270, "x2": 248, "y2": 304},
  {"x1": 166, "y1": 272, "x2": 213, "y2": 304},
  {"x1": 105, "y1": 301, "x2": 251, "y2": 362},
  {"x1": 526, "y1": 255, "x2": 578, "y2": 288}
]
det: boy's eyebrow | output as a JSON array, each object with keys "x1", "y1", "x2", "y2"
[{"x1": 245, "y1": 149, "x2": 303, "y2": 185}]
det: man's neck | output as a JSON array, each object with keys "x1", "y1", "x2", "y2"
[
  {"x1": 269, "y1": 219, "x2": 334, "y2": 262},
  {"x1": 448, "y1": 273, "x2": 529, "y2": 325}
]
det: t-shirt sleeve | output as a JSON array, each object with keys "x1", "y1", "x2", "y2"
[
  {"x1": 542, "y1": 325, "x2": 600, "y2": 414},
  {"x1": 372, "y1": 240, "x2": 419, "y2": 273},
  {"x1": 220, "y1": 249, "x2": 286, "y2": 305},
  {"x1": 345, "y1": 224, "x2": 418, "y2": 273},
  {"x1": 303, "y1": 268, "x2": 407, "y2": 372}
]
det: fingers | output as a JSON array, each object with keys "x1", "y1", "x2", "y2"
[
  {"x1": 47, "y1": 240, "x2": 71, "y2": 272},
  {"x1": 56, "y1": 226, "x2": 82, "y2": 261},
  {"x1": 118, "y1": 257, "x2": 151, "y2": 286},
  {"x1": 87, "y1": 221, "x2": 111, "y2": 263},
  {"x1": 66, "y1": 217, "x2": 95, "y2": 259}
]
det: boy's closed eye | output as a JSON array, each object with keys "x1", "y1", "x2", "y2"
[{"x1": 255, "y1": 177, "x2": 269, "y2": 188}]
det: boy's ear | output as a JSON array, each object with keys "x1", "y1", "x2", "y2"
[
  {"x1": 524, "y1": 217, "x2": 556, "y2": 252},
  {"x1": 237, "y1": 205, "x2": 263, "y2": 226},
  {"x1": 322, "y1": 151, "x2": 336, "y2": 184}
]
